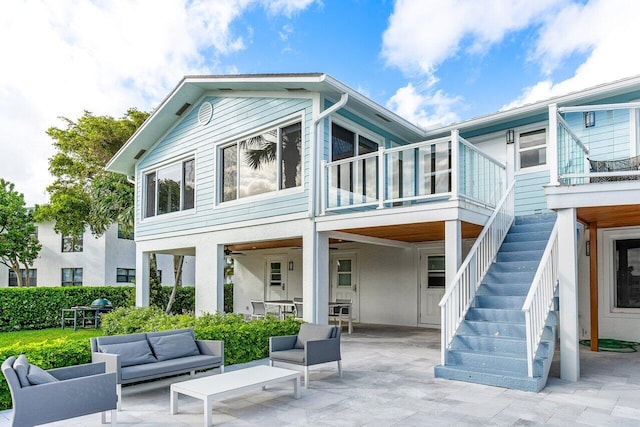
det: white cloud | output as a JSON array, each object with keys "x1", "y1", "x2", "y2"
[
  {"x1": 0, "y1": 0, "x2": 315, "y2": 206},
  {"x1": 506, "y1": 0, "x2": 640, "y2": 108},
  {"x1": 261, "y1": 0, "x2": 318, "y2": 18},
  {"x1": 386, "y1": 83, "x2": 461, "y2": 129},
  {"x1": 382, "y1": 0, "x2": 562, "y2": 77}
]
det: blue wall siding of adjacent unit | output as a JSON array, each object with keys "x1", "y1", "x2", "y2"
[
  {"x1": 135, "y1": 96, "x2": 313, "y2": 238},
  {"x1": 515, "y1": 169, "x2": 549, "y2": 215},
  {"x1": 563, "y1": 109, "x2": 632, "y2": 160}
]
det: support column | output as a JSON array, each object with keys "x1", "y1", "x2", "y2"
[
  {"x1": 135, "y1": 250, "x2": 150, "y2": 307},
  {"x1": 589, "y1": 223, "x2": 599, "y2": 352},
  {"x1": 303, "y1": 227, "x2": 329, "y2": 324},
  {"x1": 195, "y1": 242, "x2": 224, "y2": 316},
  {"x1": 445, "y1": 220, "x2": 462, "y2": 288},
  {"x1": 558, "y1": 208, "x2": 580, "y2": 381}
]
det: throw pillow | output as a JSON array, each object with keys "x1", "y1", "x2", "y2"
[
  {"x1": 147, "y1": 333, "x2": 200, "y2": 361},
  {"x1": 100, "y1": 340, "x2": 156, "y2": 367},
  {"x1": 294, "y1": 324, "x2": 333, "y2": 349},
  {"x1": 13, "y1": 354, "x2": 30, "y2": 387},
  {"x1": 27, "y1": 364, "x2": 59, "y2": 385}
]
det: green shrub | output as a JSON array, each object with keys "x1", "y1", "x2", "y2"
[
  {"x1": 0, "y1": 286, "x2": 135, "y2": 332},
  {"x1": 0, "y1": 286, "x2": 196, "y2": 332}
]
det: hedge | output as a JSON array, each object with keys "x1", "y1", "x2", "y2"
[{"x1": 0, "y1": 286, "x2": 197, "y2": 332}]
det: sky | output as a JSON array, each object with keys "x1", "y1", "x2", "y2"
[{"x1": 1, "y1": 0, "x2": 639, "y2": 206}]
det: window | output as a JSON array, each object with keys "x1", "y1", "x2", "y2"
[
  {"x1": 518, "y1": 129, "x2": 547, "y2": 169},
  {"x1": 8, "y1": 269, "x2": 37, "y2": 287},
  {"x1": 615, "y1": 239, "x2": 640, "y2": 308},
  {"x1": 61, "y1": 268, "x2": 83, "y2": 286},
  {"x1": 221, "y1": 120, "x2": 302, "y2": 202},
  {"x1": 116, "y1": 268, "x2": 135, "y2": 283},
  {"x1": 144, "y1": 158, "x2": 195, "y2": 217},
  {"x1": 330, "y1": 122, "x2": 380, "y2": 201},
  {"x1": 62, "y1": 234, "x2": 83, "y2": 252},
  {"x1": 117, "y1": 224, "x2": 134, "y2": 240},
  {"x1": 426, "y1": 256, "x2": 445, "y2": 288}
]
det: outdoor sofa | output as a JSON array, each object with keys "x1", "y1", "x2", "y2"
[{"x1": 91, "y1": 328, "x2": 224, "y2": 407}]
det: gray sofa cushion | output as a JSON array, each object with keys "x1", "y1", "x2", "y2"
[
  {"x1": 13, "y1": 355, "x2": 30, "y2": 387},
  {"x1": 100, "y1": 340, "x2": 156, "y2": 367},
  {"x1": 120, "y1": 355, "x2": 222, "y2": 381},
  {"x1": 270, "y1": 349, "x2": 305, "y2": 364},
  {"x1": 295, "y1": 324, "x2": 333, "y2": 349},
  {"x1": 147, "y1": 332, "x2": 200, "y2": 361},
  {"x1": 27, "y1": 364, "x2": 59, "y2": 385}
]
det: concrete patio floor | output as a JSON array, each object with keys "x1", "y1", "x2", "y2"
[{"x1": 2, "y1": 324, "x2": 640, "y2": 426}]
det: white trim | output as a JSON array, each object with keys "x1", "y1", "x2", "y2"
[
  {"x1": 599, "y1": 226, "x2": 640, "y2": 317},
  {"x1": 202, "y1": 89, "x2": 316, "y2": 101}
]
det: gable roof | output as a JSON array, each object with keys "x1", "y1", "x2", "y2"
[{"x1": 106, "y1": 73, "x2": 426, "y2": 176}]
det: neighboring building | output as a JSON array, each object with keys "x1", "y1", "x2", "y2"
[
  {"x1": 106, "y1": 73, "x2": 640, "y2": 392},
  {"x1": 0, "y1": 221, "x2": 194, "y2": 288}
]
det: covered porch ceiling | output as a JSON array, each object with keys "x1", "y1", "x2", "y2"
[
  {"x1": 227, "y1": 220, "x2": 484, "y2": 253},
  {"x1": 577, "y1": 204, "x2": 640, "y2": 228}
]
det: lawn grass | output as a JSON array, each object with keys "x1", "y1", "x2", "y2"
[{"x1": 0, "y1": 328, "x2": 103, "y2": 348}]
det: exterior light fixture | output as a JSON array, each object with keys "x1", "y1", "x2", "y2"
[
  {"x1": 288, "y1": 261, "x2": 294, "y2": 271},
  {"x1": 584, "y1": 111, "x2": 596, "y2": 128},
  {"x1": 506, "y1": 129, "x2": 515, "y2": 144}
]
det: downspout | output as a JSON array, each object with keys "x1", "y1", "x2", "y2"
[{"x1": 309, "y1": 92, "x2": 348, "y2": 323}]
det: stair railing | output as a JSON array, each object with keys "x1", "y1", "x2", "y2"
[
  {"x1": 439, "y1": 181, "x2": 515, "y2": 365},
  {"x1": 522, "y1": 220, "x2": 559, "y2": 377}
]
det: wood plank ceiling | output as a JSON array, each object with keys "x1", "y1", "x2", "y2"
[{"x1": 577, "y1": 204, "x2": 640, "y2": 228}]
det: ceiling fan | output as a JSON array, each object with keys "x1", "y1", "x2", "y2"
[{"x1": 224, "y1": 246, "x2": 246, "y2": 256}]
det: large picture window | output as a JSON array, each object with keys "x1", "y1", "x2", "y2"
[
  {"x1": 144, "y1": 158, "x2": 195, "y2": 218},
  {"x1": 221, "y1": 120, "x2": 302, "y2": 202}
]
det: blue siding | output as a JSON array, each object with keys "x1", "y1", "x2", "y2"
[
  {"x1": 563, "y1": 109, "x2": 632, "y2": 160},
  {"x1": 515, "y1": 170, "x2": 549, "y2": 215},
  {"x1": 135, "y1": 96, "x2": 313, "y2": 238}
]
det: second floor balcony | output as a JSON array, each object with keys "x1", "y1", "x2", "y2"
[{"x1": 320, "y1": 131, "x2": 506, "y2": 217}]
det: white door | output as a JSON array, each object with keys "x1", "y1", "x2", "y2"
[
  {"x1": 330, "y1": 254, "x2": 359, "y2": 322},
  {"x1": 419, "y1": 251, "x2": 445, "y2": 326},
  {"x1": 265, "y1": 256, "x2": 288, "y2": 300}
]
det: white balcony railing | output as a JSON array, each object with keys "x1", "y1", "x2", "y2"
[
  {"x1": 522, "y1": 220, "x2": 559, "y2": 377},
  {"x1": 556, "y1": 103, "x2": 640, "y2": 185},
  {"x1": 321, "y1": 131, "x2": 506, "y2": 214},
  {"x1": 438, "y1": 181, "x2": 516, "y2": 364}
]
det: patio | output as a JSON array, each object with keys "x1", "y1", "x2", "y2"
[{"x1": 2, "y1": 325, "x2": 640, "y2": 426}]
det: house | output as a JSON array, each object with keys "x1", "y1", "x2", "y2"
[
  {"x1": 106, "y1": 73, "x2": 640, "y2": 391},
  {"x1": 0, "y1": 221, "x2": 194, "y2": 288}
]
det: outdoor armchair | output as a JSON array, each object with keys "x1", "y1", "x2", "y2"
[
  {"x1": 269, "y1": 323, "x2": 341, "y2": 387},
  {"x1": 2, "y1": 355, "x2": 117, "y2": 426}
]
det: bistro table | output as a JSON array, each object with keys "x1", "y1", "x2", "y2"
[
  {"x1": 328, "y1": 301, "x2": 353, "y2": 334},
  {"x1": 263, "y1": 300, "x2": 296, "y2": 319}
]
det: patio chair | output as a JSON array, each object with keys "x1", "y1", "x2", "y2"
[
  {"x1": 250, "y1": 300, "x2": 266, "y2": 319},
  {"x1": 2, "y1": 355, "x2": 117, "y2": 426},
  {"x1": 269, "y1": 323, "x2": 341, "y2": 388},
  {"x1": 329, "y1": 298, "x2": 352, "y2": 328}
]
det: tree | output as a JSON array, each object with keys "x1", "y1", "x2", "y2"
[
  {"x1": 35, "y1": 109, "x2": 149, "y2": 238},
  {"x1": 0, "y1": 179, "x2": 41, "y2": 287}
]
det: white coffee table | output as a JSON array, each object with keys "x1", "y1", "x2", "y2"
[{"x1": 170, "y1": 365, "x2": 301, "y2": 426}]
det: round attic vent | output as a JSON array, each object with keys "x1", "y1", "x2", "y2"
[{"x1": 198, "y1": 102, "x2": 213, "y2": 125}]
